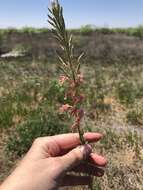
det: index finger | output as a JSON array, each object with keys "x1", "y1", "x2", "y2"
[{"x1": 50, "y1": 132, "x2": 102, "y2": 152}]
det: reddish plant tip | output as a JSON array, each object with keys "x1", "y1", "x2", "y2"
[{"x1": 59, "y1": 104, "x2": 72, "y2": 113}]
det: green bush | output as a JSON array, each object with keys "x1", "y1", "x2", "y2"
[
  {"x1": 0, "y1": 78, "x2": 66, "y2": 129},
  {"x1": 1, "y1": 26, "x2": 143, "y2": 38},
  {"x1": 19, "y1": 27, "x2": 40, "y2": 34},
  {"x1": 132, "y1": 25, "x2": 143, "y2": 38},
  {"x1": 0, "y1": 92, "x2": 31, "y2": 129},
  {"x1": 136, "y1": 85, "x2": 143, "y2": 98},
  {"x1": 6, "y1": 112, "x2": 69, "y2": 157},
  {"x1": 79, "y1": 25, "x2": 94, "y2": 35},
  {"x1": 117, "y1": 80, "x2": 138, "y2": 106},
  {"x1": 44, "y1": 79, "x2": 66, "y2": 105},
  {"x1": 19, "y1": 27, "x2": 48, "y2": 34},
  {"x1": 0, "y1": 97, "x2": 14, "y2": 128},
  {"x1": 96, "y1": 27, "x2": 113, "y2": 34}
]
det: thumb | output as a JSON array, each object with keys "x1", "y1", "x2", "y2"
[{"x1": 59, "y1": 144, "x2": 92, "y2": 171}]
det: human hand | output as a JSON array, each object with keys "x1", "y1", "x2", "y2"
[{"x1": 0, "y1": 133, "x2": 107, "y2": 190}]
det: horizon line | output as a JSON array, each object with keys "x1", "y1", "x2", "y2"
[{"x1": 0, "y1": 24, "x2": 143, "y2": 30}]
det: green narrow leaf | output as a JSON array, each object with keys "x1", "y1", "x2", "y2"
[
  {"x1": 77, "y1": 52, "x2": 84, "y2": 63},
  {"x1": 76, "y1": 53, "x2": 84, "y2": 74},
  {"x1": 56, "y1": 52, "x2": 67, "y2": 66},
  {"x1": 48, "y1": 20, "x2": 56, "y2": 28},
  {"x1": 58, "y1": 65, "x2": 70, "y2": 78},
  {"x1": 48, "y1": 8, "x2": 53, "y2": 15}
]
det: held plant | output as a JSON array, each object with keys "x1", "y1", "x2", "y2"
[{"x1": 48, "y1": 0, "x2": 86, "y2": 144}]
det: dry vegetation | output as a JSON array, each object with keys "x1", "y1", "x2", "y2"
[{"x1": 0, "y1": 29, "x2": 143, "y2": 189}]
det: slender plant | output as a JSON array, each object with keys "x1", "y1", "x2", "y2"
[{"x1": 48, "y1": 0, "x2": 86, "y2": 144}]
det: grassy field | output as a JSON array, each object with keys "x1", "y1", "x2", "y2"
[{"x1": 0, "y1": 30, "x2": 143, "y2": 189}]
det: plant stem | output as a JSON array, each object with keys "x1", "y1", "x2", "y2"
[
  {"x1": 48, "y1": 0, "x2": 85, "y2": 145},
  {"x1": 77, "y1": 125, "x2": 86, "y2": 144}
]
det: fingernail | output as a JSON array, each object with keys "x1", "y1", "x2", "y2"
[{"x1": 80, "y1": 144, "x2": 92, "y2": 159}]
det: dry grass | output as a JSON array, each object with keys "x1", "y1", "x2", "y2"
[{"x1": 0, "y1": 39, "x2": 143, "y2": 189}]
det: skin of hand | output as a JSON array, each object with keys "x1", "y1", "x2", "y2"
[{"x1": 0, "y1": 132, "x2": 107, "y2": 190}]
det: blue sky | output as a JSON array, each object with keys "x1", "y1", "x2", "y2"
[{"x1": 0, "y1": 0, "x2": 143, "y2": 28}]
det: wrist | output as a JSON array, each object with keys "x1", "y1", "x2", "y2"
[{"x1": 0, "y1": 172, "x2": 26, "y2": 190}]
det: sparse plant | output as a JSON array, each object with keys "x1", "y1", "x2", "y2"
[
  {"x1": 0, "y1": 97, "x2": 14, "y2": 128},
  {"x1": 117, "y1": 80, "x2": 138, "y2": 106},
  {"x1": 127, "y1": 106, "x2": 143, "y2": 125}
]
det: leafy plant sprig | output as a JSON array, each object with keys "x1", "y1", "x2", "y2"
[{"x1": 48, "y1": 0, "x2": 86, "y2": 144}]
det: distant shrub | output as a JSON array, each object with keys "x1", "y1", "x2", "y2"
[
  {"x1": 0, "y1": 34, "x2": 3, "y2": 43},
  {"x1": 0, "y1": 26, "x2": 143, "y2": 39},
  {"x1": 20, "y1": 27, "x2": 38, "y2": 34},
  {"x1": 0, "y1": 28, "x2": 18, "y2": 35},
  {"x1": 96, "y1": 27, "x2": 114, "y2": 34},
  {"x1": 6, "y1": 112, "x2": 69, "y2": 158},
  {"x1": 19, "y1": 27, "x2": 49, "y2": 34},
  {"x1": 38, "y1": 28, "x2": 49, "y2": 33},
  {"x1": 79, "y1": 25, "x2": 94, "y2": 35},
  {"x1": 131, "y1": 25, "x2": 143, "y2": 38},
  {"x1": 12, "y1": 44, "x2": 32, "y2": 55},
  {"x1": 0, "y1": 27, "x2": 49, "y2": 38}
]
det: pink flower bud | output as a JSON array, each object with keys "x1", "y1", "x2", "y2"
[
  {"x1": 59, "y1": 75, "x2": 68, "y2": 85},
  {"x1": 73, "y1": 95, "x2": 85, "y2": 104},
  {"x1": 59, "y1": 104, "x2": 72, "y2": 113},
  {"x1": 70, "y1": 107, "x2": 78, "y2": 116},
  {"x1": 70, "y1": 123, "x2": 78, "y2": 129},
  {"x1": 77, "y1": 74, "x2": 84, "y2": 83}
]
